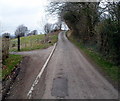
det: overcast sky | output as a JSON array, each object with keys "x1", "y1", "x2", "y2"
[{"x1": 0, "y1": 0, "x2": 59, "y2": 35}]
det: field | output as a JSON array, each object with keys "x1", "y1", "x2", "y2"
[{"x1": 10, "y1": 32, "x2": 58, "y2": 52}]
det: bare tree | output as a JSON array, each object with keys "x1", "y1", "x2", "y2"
[
  {"x1": 32, "y1": 30, "x2": 38, "y2": 35},
  {"x1": 2, "y1": 33, "x2": 10, "y2": 38},
  {"x1": 44, "y1": 23, "x2": 52, "y2": 34},
  {"x1": 15, "y1": 25, "x2": 28, "y2": 37},
  {"x1": 55, "y1": 18, "x2": 62, "y2": 30},
  {"x1": 27, "y1": 30, "x2": 38, "y2": 36}
]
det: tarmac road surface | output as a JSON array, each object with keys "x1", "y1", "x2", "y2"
[
  {"x1": 42, "y1": 31, "x2": 118, "y2": 99},
  {"x1": 6, "y1": 31, "x2": 118, "y2": 99}
]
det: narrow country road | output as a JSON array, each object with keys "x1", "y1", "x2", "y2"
[
  {"x1": 42, "y1": 31, "x2": 118, "y2": 99},
  {"x1": 6, "y1": 31, "x2": 118, "y2": 99}
]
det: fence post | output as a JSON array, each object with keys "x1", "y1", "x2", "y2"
[
  {"x1": 2, "y1": 36, "x2": 10, "y2": 61},
  {"x1": 18, "y1": 36, "x2": 20, "y2": 51}
]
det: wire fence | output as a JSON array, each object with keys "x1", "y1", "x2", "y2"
[{"x1": 9, "y1": 35, "x2": 52, "y2": 51}]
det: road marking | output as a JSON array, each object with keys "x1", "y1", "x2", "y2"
[{"x1": 27, "y1": 43, "x2": 57, "y2": 99}]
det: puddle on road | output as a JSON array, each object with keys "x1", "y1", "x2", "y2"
[{"x1": 51, "y1": 77, "x2": 68, "y2": 98}]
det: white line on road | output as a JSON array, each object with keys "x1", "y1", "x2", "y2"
[{"x1": 27, "y1": 43, "x2": 57, "y2": 99}]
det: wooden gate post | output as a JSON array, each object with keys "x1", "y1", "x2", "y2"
[
  {"x1": 18, "y1": 36, "x2": 20, "y2": 51},
  {"x1": 2, "y1": 36, "x2": 10, "y2": 61}
]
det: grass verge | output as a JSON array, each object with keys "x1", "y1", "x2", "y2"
[
  {"x1": 2, "y1": 54, "x2": 23, "y2": 79},
  {"x1": 67, "y1": 31, "x2": 119, "y2": 82}
]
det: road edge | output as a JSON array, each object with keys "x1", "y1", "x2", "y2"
[
  {"x1": 27, "y1": 42, "x2": 57, "y2": 99},
  {"x1": 65, "y1": 31, "x2": 119, "y2": 93}
]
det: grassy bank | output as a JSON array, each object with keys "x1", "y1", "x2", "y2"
[
  {"x1": 2, "y1": 54, "x2": 23, "y2": 79},
  {"x1": 67, "y1": 31, "x2": 119, "y2": 82},
  {"x1": 10, "y1": 32, "x2": 58, "y2": 52}
]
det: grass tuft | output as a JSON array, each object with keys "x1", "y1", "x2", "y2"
[{"x1": 2, "y1": 54, "x2": 23, "y2": 79}]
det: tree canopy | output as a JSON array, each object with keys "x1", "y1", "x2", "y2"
[{"x1": 47, "y1": 1, "x2": 120, "y2": 65}]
